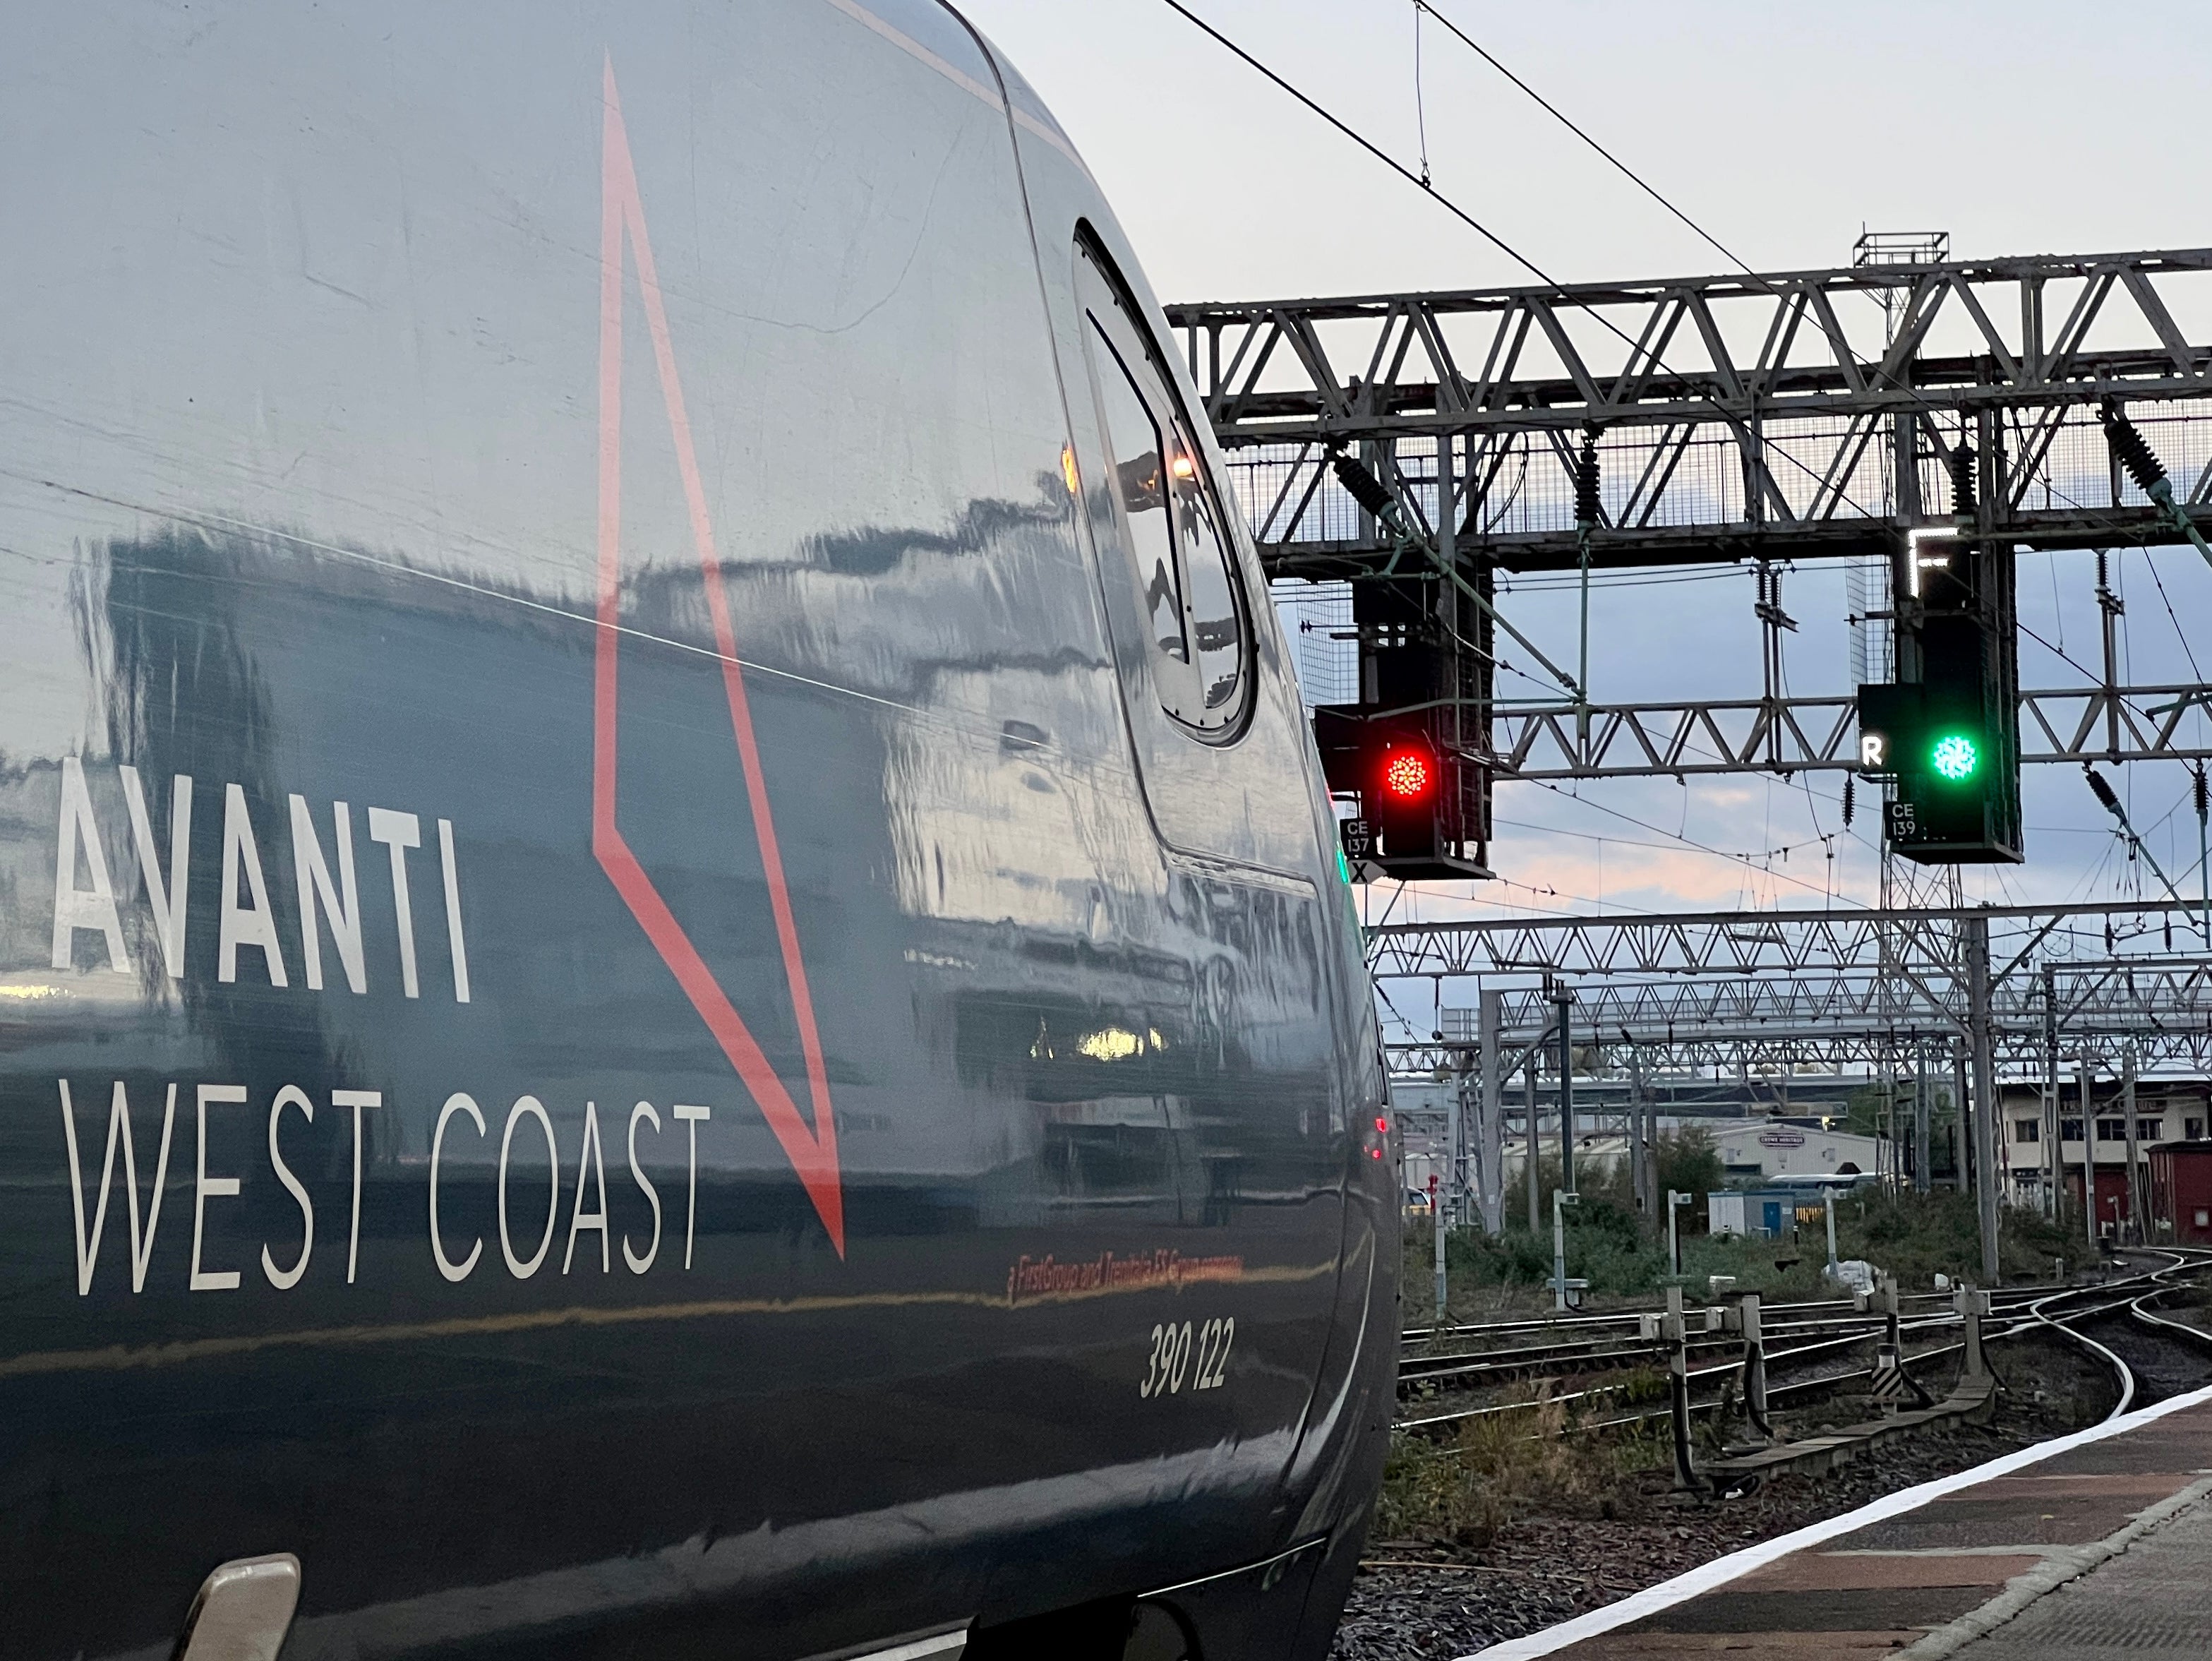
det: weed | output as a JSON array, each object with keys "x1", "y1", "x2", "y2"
[{"x1": 1375, "y1": 1387, "x2": 1665, "y2": 1546}]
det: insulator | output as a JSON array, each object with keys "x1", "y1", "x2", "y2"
[
  {"x1": 1575, "y1": 429, "x2": 1601, "y2": 528},
  {"x1": 2100, "y1": 397, "x2": 2168, "y2": 494},
  {"x1": 2195, "y1": 765, "x2": 2209, "y2": 820},
  {"x1": 1949, "y1": 441, "x2": 1977, "y2": 519},
  {"x1": 1330, "y1": 452, "x2": 1397, "y2": 520},
  {"x1": 1842, "y1": 774, "x2": 1856, "y2": 827},
  {"x1": 2085, "y1": 766, "x2": 2122, "y2": 815}
]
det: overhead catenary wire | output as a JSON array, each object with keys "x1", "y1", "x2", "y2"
[
  {"x1": 1153, "y1": 0, "x2": 1557, "y2": 284},
  {"x1": 1151, "y1": 0, "x2": 1891, "y2": 530},
  {"x1": 1412, "y1": 1, "x2": 1755, "y2": 277}
]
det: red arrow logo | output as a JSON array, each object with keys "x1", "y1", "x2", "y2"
[{"x1": 591, "y1": 60, "x2": 844, "y2": 1255}]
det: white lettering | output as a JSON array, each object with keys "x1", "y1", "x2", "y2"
[
  {"x1": 1860, "y1": 732, "x2": 1887, "y2": 769},
  {"x1": 59, "y1": 1079, "x2": 176, "y2": 1295},
  {"x1": 190, "y1": 1084, "x2": 246, "y2": 1292},
  {"x1": 335, "y1": 1089, "x2": 385, "y2": 1284},
  {"x1": 119, "y1": 767, "x2": 192, "y2": 978},
  {"x1": 51, "y1": 756, "x2": 131, "y2": 973},
  {"x1": 673, "y1": 1104, "x2": 711, "y2": 1270},
  {"x1": 623, "y1": 1102, "x2": 662, "y2": 1275},
  {"x1": 563, "y1": 1102, "x2": 611, "y2": 1274},
  {"x1": 262, "y1": 1086, "x2": 315, "y2": 1290},
  {"x1": 498, "y1": 1096, "x2": 558, "y2": 1279},
  {"x1": 438, "y1": 817, "x2": 470, "y2": 1003},
  {"x1": 430, "y1": 1093, "x2": 485, "y2": 1283},
  {"x1": 366, "y1": 808, "x2": 423, "y2": 999},
  {"x1": 219, "y1": 784, "x2": 288, "y2": 985},
  {"x1": 291, "y1": 796, "x2": 367, "y2": 994}
]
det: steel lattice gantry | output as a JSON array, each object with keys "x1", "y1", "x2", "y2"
[
  {"x1": 1170, "y1": 247, "x2": 2212, "y2": 572},
  {"x1": 1371, "y1": 900, "x2": 2212, "y2": 1073},
  {"x1": 1389, "y1": 1030, "x2": 2212, "y2": 1072},
  {"x1": 1393, "y1": 964, "x2": 2212, "y2": 1073},
  {"x1": 1364, "y1": 899, "x2": 2196, "y2": 979},
  {"x1": 1485, "y1": 681, "x2": 2212, "y2": 779}
]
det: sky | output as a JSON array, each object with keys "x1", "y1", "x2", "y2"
[{"x1": 958, "y1": 0, "x2": 2212, "y2": 961}]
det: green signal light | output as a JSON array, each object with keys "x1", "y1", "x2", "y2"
[{"x1": 1930, "y1": 733, "x2": 1979, "y2": 781}]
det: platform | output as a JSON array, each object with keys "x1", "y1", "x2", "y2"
[{"x1": 1477, "y1": 1384, "x2": 2212, "y2": 1659}]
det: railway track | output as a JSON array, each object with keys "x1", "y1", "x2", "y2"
[{"x1": 1395, "y1": 1249, "x2": 2212, "y2": 1437}]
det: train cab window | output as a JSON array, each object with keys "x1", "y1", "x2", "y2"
[
  {"x1": 1167, "y1": 407, "x2": 1244, "y2": 715},
  {"x1": 1076, "y1": 240, "x2": 1250, "y2": 738},
  {"x1": 1088, "y1": 327, "x2": 1186, "y2": 664}
]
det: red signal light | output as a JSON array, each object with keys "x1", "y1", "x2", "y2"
[{"x1": 1381, "y1": 746, "x2": 1433, "y2": 801}]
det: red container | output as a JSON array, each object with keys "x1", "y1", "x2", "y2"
[{"x1": 2150, "y1": 1142, "x2": 2212, "y2": 1243}]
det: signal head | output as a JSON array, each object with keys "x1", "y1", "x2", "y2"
[
  {"x1": 1930, "y1": 732, "x2": 1979, "y2": 782},
  {"x1": 1381, "y1": 744, "x2": 1434, "y2": 802}
]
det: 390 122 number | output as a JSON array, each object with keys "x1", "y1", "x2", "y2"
[{"x1": 1140, "y1": 1316, "x2": 1232, "y2": 1397}]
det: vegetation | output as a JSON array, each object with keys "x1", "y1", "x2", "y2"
[
  {"x1": 1408, "y1": 1168, "x2": 2081, "y2": 1326},
  {"x1": 1373, "y1": 1387, "x2": 1667, "y2": 1545}
]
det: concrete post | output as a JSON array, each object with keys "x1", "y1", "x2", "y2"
[
  {"x1": 2043, "y1": 965, "x2": 2062, "y2": 1219},
  {"x1": 2123, "y1": 1047, "x2": 2143, "y2": 1243},
  {"x1": 1478, "y1": 988, "x2": 1504, "y2": 1233},
  {"x1": 2081, "y1": 1056, "x2": 2100, "y2": 1253},
  {"x1": 1952, "y1": 1049, "x2": 1971, "y2": 1190},
  {"x1": 1965, "y1": 913, "x2": 2001, "y2": 1283},
  {"x1": 1628, "y1": 1048, "x2": 1649, "y2": 1228},
  {"x1": 1955, "y1": 1283, "x2": 1990, "y2": 1379},
  {"x1": 1554, "y1": 987, "x2": 1576, "y2": 1194},
  {"x1": 1431, "y1": 1173, "x2": 1446, "y2": 1319},
  {"x1": 1663, "y1": 1284, "x2": 1697, "y2": 1489},
  {"x1": 1551, "y1": 1188, "x2": 1580, "y2": 1312},
  {"x1": 1645, "y1": 1075, "x2": 1662, "y2": 1227},
  {"x1": 1525, "y1": 1049, "x2": 1541, "y2": 1233},
  {"x1": 1445, "y1": 1085, "x2": 1464, "y2": 1228},
  {"x1": 1740, "y1": 1291, "x2": 1771, "y2": 1444},
  {"x1": 1915, "y1": 1042, "x2": 1932, "y2": 1195}
]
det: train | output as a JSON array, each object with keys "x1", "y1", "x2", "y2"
[{"x1": 0, "y1": 3, "x2": 1397, "y2": 1658}]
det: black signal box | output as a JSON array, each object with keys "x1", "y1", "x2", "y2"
[{"x1": 1857, "y1": 531, "x2": 2022, "y2": 865}]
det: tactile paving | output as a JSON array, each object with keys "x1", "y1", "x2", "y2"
[{"x1": 1947, "y1": 1495, "x2": 2212, "y2": 1657}]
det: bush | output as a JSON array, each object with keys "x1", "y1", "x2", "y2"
[{"x1": 1373, "y1": 1386, "x2": 1663, "y2": 1545}]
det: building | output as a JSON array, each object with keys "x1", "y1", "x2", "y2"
[
  {"x1": 1712, "y1": 1120, "x2": 1882, "y2": 1185},
  {"x1": 1709, "y1": 1189, "x2": 1793, "y2": 1239},
  {"x1": 2000, "y1": 1078, "x2": 2212, "y2": 1227}
]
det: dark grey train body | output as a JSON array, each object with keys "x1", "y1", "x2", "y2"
[{"x1": 0, "y1": 4, "x2": 1397, "y2": 1657}]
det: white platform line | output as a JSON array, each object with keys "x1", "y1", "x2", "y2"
[{"x1": 1461, "y1": 1381, "x2": 2212, "y2": 1660}]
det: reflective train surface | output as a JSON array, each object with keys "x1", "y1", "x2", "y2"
[{"x1": 0, "y1": 4, "x2": 1397, "y2": 1658}]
